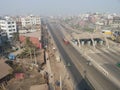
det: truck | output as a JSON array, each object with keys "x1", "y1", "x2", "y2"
[{"x1": 111, "y1": 31, "x2": 120, "y2": 43}]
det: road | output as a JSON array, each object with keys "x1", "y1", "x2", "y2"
[
  {"x1": 46, "y1": 22, "x2": 93, "y2": 90},
  {"x1": 44, "y1": 19, "x2": 119, "y2": 90},
  {"x1": 60, "y1": 22, "x2": 120, "y2": 88},
  {"x1": 87, "y1": 47, "x2": 120, "y2": 86}
]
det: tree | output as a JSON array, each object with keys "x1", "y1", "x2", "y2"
[
  {"x1": 17, "y1": 37, "x2": 36, "y2": 58},
  {"x1": 24, "y1": 37, "x2": 35, "y2": 48},
  {"x1": 12, "y1": 32, "x2": 19, "y2": 42}
]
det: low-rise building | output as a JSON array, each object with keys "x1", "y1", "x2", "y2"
[
  {"x1": 19, "y1": 30, "x2": 42, "y2": 49},
  {"x1": 0, "y1": 59, "x2": 13, "y2": 89},
  {"x1": 21, "y1": 15, "x2": 41, "y2": 30}
]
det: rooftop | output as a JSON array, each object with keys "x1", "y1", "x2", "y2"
[
  {"x1": 20, "y1": 30, "x2": 41, "y2": 39},
  {"x1": 0, "y1": 59, "x2": 12, "y2": 79},
  {"x1": 30, "y1": 84, "x2": 48, "y2": 90}
]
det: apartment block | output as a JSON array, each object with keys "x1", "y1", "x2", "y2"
[
  {"x1": 21, "y1": 15, "x2": 41, "y2": 27},
  {"x1": 0, "y1": 17, "x2": 17, "y2": 40}
]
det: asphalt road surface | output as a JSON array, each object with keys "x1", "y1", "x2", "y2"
[
  {"x1": 47, "y1": 22, "x2": 92, "y2": 90},
  {"x1": 44, "y1": 20, "x2": 119, "y2": 90},
  {"x1": 59, "y1": 22, "x2": 120, "y2": 89}
]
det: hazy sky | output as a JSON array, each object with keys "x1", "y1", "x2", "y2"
[{"x1": 0, "y1": 0, "x2": 120, "y2": 15}]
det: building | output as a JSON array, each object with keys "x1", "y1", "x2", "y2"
[
  {"x1": 19, "y1": 30, "x2": 42, "y2": 49},
  {"x1": 0, "y1": 29, "x2": 8, "y2": 53},
  {"x1": 12, "y1": 16, "x2": 22, "y2": 30},
  {"x1": 0, "y1": 59, "x2": 13, "y2": 89},
  {"x1": 113, "y1": 16, "x2": 120, "y2": 24},
  {"x1": 0, "y1": 17, "x2": 17, "y2": 40},
  {"x1": 21, "y1": 15, "x2": 41, "y2": 30},
  {"x1": 0, "y1": 29, "x2": 8, "y2": 45}
]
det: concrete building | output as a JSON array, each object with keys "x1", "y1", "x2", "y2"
[
  {"x1": 12, "y1": 16, "x2": 22, "y2": 30},
  {"x1": 0, "y1": 30, "x2": 8, "y2": 45},
  {"x1": 0, "y1": 17, "x2": 17, "y2": 40},
  {"x1": 0, "y1": 29, "x2": 8, "y2": 53},
  {"x1": 19, "y1": 30, "x2": 42, "y2": 49},
  {"x1": 21, "y1": 15, "x2": 41, "y2": 27}
]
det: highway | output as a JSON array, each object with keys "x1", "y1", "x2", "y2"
[
  {"x1": 87, "y1": 47, "x2": 120, "y2": 85},
  {"x1": 45, "y1": 20, "x2": 120, "y2": 90},
  {"x1": 47, "y1": 22, "x2": 92, "y2": 90},
  {"x1": 60, "y1": 22, "x2": 120, "y2": 88}
]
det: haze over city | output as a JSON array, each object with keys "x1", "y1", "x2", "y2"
[
  {"x1": 0, "y1": 0, "x2": 120, "y2": 15},
  {"x1": 0, "y1": 0, "x2": 120, "y2": 90}
]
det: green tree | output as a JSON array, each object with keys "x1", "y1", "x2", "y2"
[
  {"x1": 17, "y1": 37, "x2": 36, "y2": 58},
  {"x1": 12, "y1": 32, "x2": 19, "y2": 42}
]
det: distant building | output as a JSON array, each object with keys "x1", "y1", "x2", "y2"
[
  {"x1": 0, "y1": 16, "x2": 17, "y2": 40},
  {"x1": 112, "y1": 16, "x2": 120, "y2": 28},
  {"x1": 113, "y1": 16, "x2": 120, "y2": 24},
  {"x1": 12, "y1": 16, "x2": 22, "y2": 31},
  {"x1": 21, "y1": 15, "x2": 41, "y2": 30},
  {"x1": 88, "y1": 15, "x2": 96, "y2": 23},
  {"x1": 107, "y1": 19, "x2": 113, "y2": 25}
]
